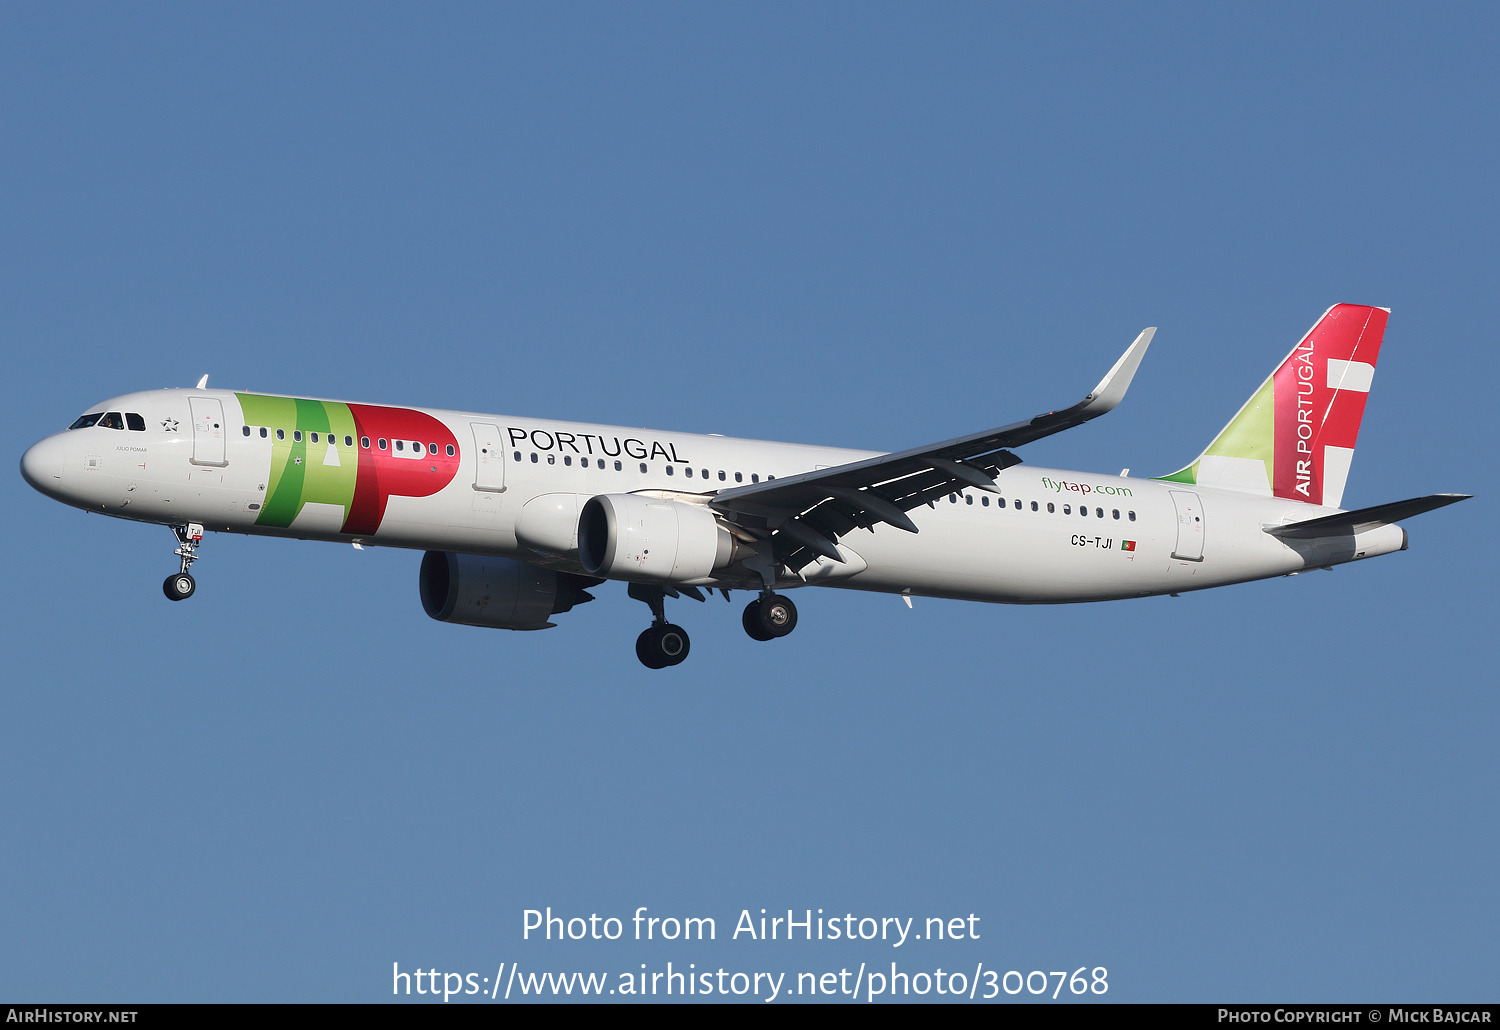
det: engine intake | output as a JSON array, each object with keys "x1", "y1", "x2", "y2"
[
  {"x1": 577, "y1": 494, "x2": 734, "y2": 585},
  {"x1": 419, "y1": 551, "x2": 596, "y2": 631}
]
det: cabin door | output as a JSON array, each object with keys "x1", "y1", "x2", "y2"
[
  {"x1": 470, "y1": 423, "x2": 506, "y2": 493},
  {"x1": 1170, "y1": 490, "x2": 1205, "y2": 561},
  {"x1": 188, "y1": 397, "x2": 228, "y2": 467}
]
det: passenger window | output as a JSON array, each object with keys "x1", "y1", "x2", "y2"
[
  {"x1": 361, "y1": 436, "x2": 370, "y2": 448},
  {"x1": 445, "y1": 444, "x2": 454, "y2": 456},
  {"x1": 768, "y1": 475, "x2": 775, "y2": 480},
  {"x1": 513, "y1": 451, "x2": 521, "y2": 461},
  {"x1": 395, "y1": 440, "x2": 403, "y2": 451},
  {"x1": 701, "y1": 469, "x2": 709, "y2": 479},
  {"x1": 1112, "y1": 509, "x2": 1120, "y2": 520},
  {"x1": 683, "y1": 467, "x2": 692, "y2": 477},
  {"x1": 99, "y1": 412, "x2": 125, "y2": 430},
  {"x1": 981, "y1": 496, "x2": 989, "y2": 506},
  {"x1": 640, "y1": 463, "x2": 647, "y2": 473},
  {"x1": 1047, "y1": 502, "x2": 1055, "y2": 513},
  {"x1": 429, "y1": 443, "x2": 438, "y2": 455},
  {"x1": 1030, "y1": 501, "x2": 1038, "y2": 511},
  {"x1": 1096, "y1": 507, "x2": 1104, "y2": 518},
  {"x1": 68, "y1": 413, "x2": 104, "y2": 430},
  {"x1": 261, "y1": 427, "x2": 268, "y2": 439},
  {"x1": 311, "y1": 432, "x2": 319, "y2": 443},
  {"x1": 563, "y1": 455, "x2": 571, "y2": 466},
  {"x1": 718, "y1": 471, "x2": 726, "y2": 481},
  {"x1": 378, "y1": 438, "x2": 387, "y2": 449},
  {"x1": 751, "y1": 474, "x2": 759, "y2": 483},
  {"x1": 277, "y1": 429, "x2": 286, "y2": 441},
  {"x1": 242, "y1": 425, "x2": 251, "y2": 436},
  {"x1": 531, "y1": 453, "x2": 538, "y2": 463},
  {"x1": 1064, "y1": 504, "x2": 1071, "y2": 514},
  {"x1": 1015, "y1": 499, "x2": 1022, "y2": 510},
  {"x1": 127, "y1": 413, "x2": 146, "y2": 431},
  {"x1": 347, "y1": 436, "x2": 355, "y2": 447},
  {"x1": 580, "y1": 457, "x2": 589, "y2": 468},
  {"x1": 965, "y1": 495, "x2": 973, "y2": 504},
  {"x1": 294, "y1": 431, "x2": 303, "y2": 443},
  {"x1": 615, "y1": 461, "x2": 622, "y2": 471},
  {"x1": 547, "y1": 454, "x2": 555, "y2": 465},
  {"x1": 735, "y1": 472, "x2": 743, "y2": 483},
  {"x1": 1129, "y1": 511, "x2": 1136, "y2": 521},
  {"x1": 666, "y1": 465, "x2": 674, "y2": 475}
]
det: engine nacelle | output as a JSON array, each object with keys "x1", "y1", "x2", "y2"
[
  {"x1": 515, "y1": 492, "x2": 589, "y2": 558},
  {"x1": 577, "y1": 494, "x2": 734, "y2": 585},
  {"x1": 419, "y1": 551, "x2": 595, "y2": 631}
]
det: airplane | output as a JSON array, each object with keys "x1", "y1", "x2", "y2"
[{"x1": 19, "y1": 303, "x2": 1468, "y2": 668}]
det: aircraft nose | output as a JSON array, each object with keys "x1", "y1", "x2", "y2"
[{"x1": 20, "y1": 435, "x2": 66, "y2": 496}]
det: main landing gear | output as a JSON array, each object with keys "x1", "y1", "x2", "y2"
[
  {"x1": 162, "y1": 523, "x2": 204, "y2": 601},
  {"x1": 627, "y1": 584, "x2": 798, "y2": 667},
  {"x1": 629, "y1": 582, "x2": 692, "y2": 669},
  {"x1": 743, "y1": 593, "x2": 797, "y2": 642}
]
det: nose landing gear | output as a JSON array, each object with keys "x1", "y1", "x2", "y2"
[
  {"x1": 162, "y1": 523, "x2": 204, "y2": 601},
  {"x1": 743, "y1": 593, "x2": 797, "y2": 641}
]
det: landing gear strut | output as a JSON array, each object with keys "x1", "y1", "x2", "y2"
[
  {"x1": 163, "y1": 523, "x2": 204, "y2": 601},
  {"x1": 743, "y1": 592, "x2": 797, "y2": 641},
  {"x1": 629, "y1": 582, "x2": 691, "y2": 669}
]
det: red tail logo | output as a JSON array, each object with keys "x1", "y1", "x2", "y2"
[{"x1": 1271, "y1": 304, "x2": 1385, "y2": 507}]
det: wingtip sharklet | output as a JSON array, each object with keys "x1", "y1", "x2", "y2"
[{"x1": 1081, "y1": 327, "x2": 1155, "y2": 415}]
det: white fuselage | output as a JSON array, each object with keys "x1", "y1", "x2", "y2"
[{"x1": 21, "y1": 387, "x2": 1407, "y2": 604}]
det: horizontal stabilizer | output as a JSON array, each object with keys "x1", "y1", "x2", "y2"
[{"x1": 1265, "y1": 493, "x2": 1470, "y2": 539}]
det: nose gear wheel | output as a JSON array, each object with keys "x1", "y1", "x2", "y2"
[{"x1": 163, "y1": 572, "x2": 196, "y2": 601}]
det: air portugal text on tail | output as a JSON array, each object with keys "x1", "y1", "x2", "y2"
[
  {"x1": 19, "y1": 304, "x2": 1469, "y2": 669},
  {"x1": 1160, "y1": 303, "x2": 1388, "y2": 509}
]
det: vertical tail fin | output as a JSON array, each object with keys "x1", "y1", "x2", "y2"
[{"x1": 1158, "y1": 304, "x2": 1388, "y2": 508}]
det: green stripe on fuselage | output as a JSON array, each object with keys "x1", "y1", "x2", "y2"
[{"x1": 236, "y1": 394, "x2": 358, "y2": 529}]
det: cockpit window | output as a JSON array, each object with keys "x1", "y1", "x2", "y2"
[
  {"x1": 69, "y1": 413, "x2": 103, "y2": 430},
  {"x1": 126, "y1": 413, "x2": 146, "y2": 431},
  {"x1": 98, "y1": 412, "x2": 125, "y2": 430}
]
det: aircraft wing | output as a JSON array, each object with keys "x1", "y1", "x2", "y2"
[{"x1": 710, "y1": 327, "x2": 1155, "y2": 570}]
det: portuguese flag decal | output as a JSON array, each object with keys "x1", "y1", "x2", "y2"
[{"x1": 1121, "y1": 540, "x2": 1136, "y2": 551}]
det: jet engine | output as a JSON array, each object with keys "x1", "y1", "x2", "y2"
[
  {"x1": 419, "y1": 551, "x2": 597, "y2": 631},
  {"x1": 577, "y1": 494, "x2": 736, "y2": 585}
]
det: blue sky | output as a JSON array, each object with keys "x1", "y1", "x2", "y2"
[{"x1": 1, "y1": 3, "x2": 1494, "y2": 1003}]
